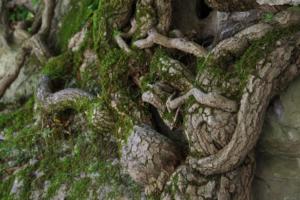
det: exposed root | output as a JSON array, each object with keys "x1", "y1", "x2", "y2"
[
  {"x1": 212, "y1": 23, "x2": 273, "y2": 64},
  {"x1": 0, "y1": 50, "x2": 29, "y2": 97},
  {"x1": 166, "y1": 88, "x2": 238, "y2": 113},
  {"x1": 212, "y1": 9, "x2": 300, "y2": 64},
  {"x1": 0, "y1": 0, "x2": 54, "y2": 98},
  {"x1": 68, "y1": 25, "x2": 88, "y2": 52},
  {"x1": 37, "y1": 76, "x2": 94, "y2": 112},
  {"x1": 38, "y1": 0, "x2": 55, "y2": 38},
  {"x1": 26, "y1": 35, "x2": 51, "y2": 58},
  {"x1": 120, "y1": 19, "x2": 137, "y2": 39},
  {"x1": 134, "y1": 28, "x2": 208, "y2": 57},
  {"x1": 189, "y1": 33, "x2": 300, "y2": 175},
  {"x1": 142, "y1": 91, "x2": 166, "y2": 112},
  {"x1": 114, "y1": 34, "x2": 132, "y2": 53}
]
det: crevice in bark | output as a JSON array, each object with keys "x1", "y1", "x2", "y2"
[
  {"x1": 150, "y1": 105, "x2": 189, "y2": 156},
  {"x1": 196, "y1": 0, "x2": 213, "y2": 19}
]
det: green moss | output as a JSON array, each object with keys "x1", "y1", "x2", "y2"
[
  {"x1": 141, "y1": 49, "x2": 175, "y2": 91},
  {"x1": 42, "y1": 51, "x2": 74, "y2": 80},
  {"x1": 0, "y1": 97, "x2": 34, "y2": 132},
  {"x1": 99, "y1": 48, "x2": 130, "y2": 98},
  {"x1": 233, "y1": 26, "x2": 299, "y2": 94},
  {"x1": 162, "y1": 173, "x2": 180, "y2": 200},
  {"x1": 114, "y1": 114, "x2": 134, "y2": 146},
  {"x1": 99, "y1": 48, "x2": 146, "y2": 101},
  {"x1": 78, "y1": 62, "x2": 102, "y2": 94},
  {"x1": 57, "y1": 0, "x2": 97, "y2": 51},
  {"x1": 262, "y1": 12, "x2": 274, "y2": 23},
  {"x1": 0, "y1": 176, "x2": 15, "y2": 200},
  {"x1": 16, "y1": 165, "x2": 38, "y2": 199},
  {"x1": 68, "y1": 178, "x2": 91, "y2": 200},
  {"x1": 93, "y1": 0, "x2": 133, "y2": 55}
]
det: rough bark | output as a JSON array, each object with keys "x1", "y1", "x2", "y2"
[
  {"x1": 1, "y1": 0, "x2": 300, "y2": 199},
  {"x1": 189, "y1": 34, "x2": 300, "y2": 175},
  {"x1": 121, "y1": 125, "x2": 184, "y2": 195}
]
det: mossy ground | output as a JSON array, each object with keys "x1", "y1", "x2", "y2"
[
  {"x1": 1, "y1": 2, "x2": 149, "y2": 197},
  {"x1": 57, "y1": 0, "x2": 98, "y2": 51},
  {"x1": 0, "y1": 97, "x2": 142, "y2": 200}
]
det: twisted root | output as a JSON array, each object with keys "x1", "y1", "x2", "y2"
[
  {"x1": 134, "y1": 28, "x2": 208, "y2": 57},
  {"x1": 37, "y1": 76, "x2": 94, "y2": 112},
  {"x1": 189, "y1": 33, "x2": 300, "y2": 175}
]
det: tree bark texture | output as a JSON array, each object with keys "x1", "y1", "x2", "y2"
[{"x1": 1, "y1": 0, "x2": 300, "y2": 199}]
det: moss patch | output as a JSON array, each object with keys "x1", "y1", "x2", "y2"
[
  {"x1": 57, "y1": 0, "x2": 97, "y2": 51},
  {"x1": 93, "y1": 0, "x2": 134, "y2": 56}
]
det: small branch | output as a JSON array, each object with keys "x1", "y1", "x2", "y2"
[
  {"x1": 37, "y1": 76, "x2": 94, "y2": 112},
  {"x1": 166, "y1": 88, "x2": 238, "y2": 113},
  {"x1": 134, "y1": 28, "x2": 208, "y2": 57}
]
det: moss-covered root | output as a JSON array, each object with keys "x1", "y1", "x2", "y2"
[
  {"x1": 36, "y1": 75, "x2": 94, "y2": 112},
  {"x1": 211, "y1": 9, "x2": 300, "y2": 65}
]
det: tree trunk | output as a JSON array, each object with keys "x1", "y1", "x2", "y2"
[{"x1": 1, "y1": 0, "x2": 300, "y2": 199}]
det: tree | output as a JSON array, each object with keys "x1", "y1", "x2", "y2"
[{"x1": 0, "y1": 0, "x2": 300, "y2": 199}]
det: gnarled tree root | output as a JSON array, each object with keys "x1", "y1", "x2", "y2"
[
  {"x1": 0, "y1": 0, "x2": 54, "y2": 98},
  {"x1": 211, "y1": 9, "x2": 300, "y2": 64},
  {"x1": 37, "y1": 76, "x2": 94, "y2": 112},
  {"x1": 188, "y1": 32, "x2": 300, "y2": 175},
  {"x1": 134, "y1": 28, "x2": 208, "y2": 57}
]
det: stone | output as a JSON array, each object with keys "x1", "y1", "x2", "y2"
[{"x1": 253, "y1": 76, "x2": 300, "y2": 199}]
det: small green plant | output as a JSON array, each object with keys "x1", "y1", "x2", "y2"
[{"x1": 262, "y1": 12, "x2": 274, "y2": 23}]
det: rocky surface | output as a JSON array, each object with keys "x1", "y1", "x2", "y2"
[{"x1": 253, "y1": 76, "x2": 300, "y2": 200}]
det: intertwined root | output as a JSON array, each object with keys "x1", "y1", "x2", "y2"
[
  {"x1": 5, "y1": 0, "x2": 296, "y2": 198},
  {"x1": 0, "y1": 0, "x2": 54, "y2": 98},
  {"x1": 120, "y1": 8, "x2": 300, "y2": 198}
]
